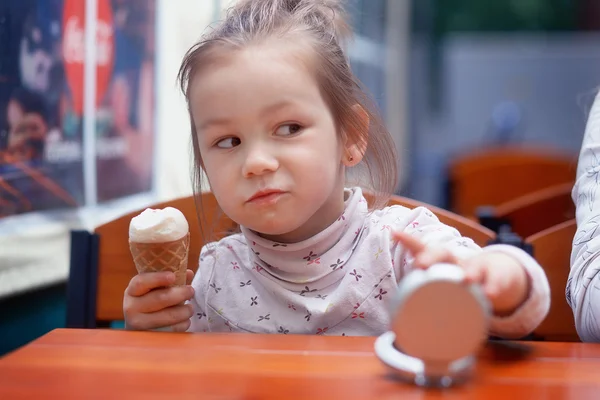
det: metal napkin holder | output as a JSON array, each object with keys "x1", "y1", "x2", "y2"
[{"x1": 374, "y1": 263, "x2": 491, "y2": 387}]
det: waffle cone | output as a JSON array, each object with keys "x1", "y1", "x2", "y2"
[{"x1": 129, "y1": 233, "x2": 190, "y2": 286}]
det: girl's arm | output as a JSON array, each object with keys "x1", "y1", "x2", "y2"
[{"x1": 389, "y1": 206, "x2": 550, "y2": 339}]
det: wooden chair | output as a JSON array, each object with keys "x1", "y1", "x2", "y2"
[
  {"x1": 478, "y1": 183, "x2": 575, "y2": 238},
  {"x1": 525, "y1": 219, "x2": 579, "y2": 342},
  {"x1": 447, "y1": 147, "x2": 576, "y2": 218},
  {"x1": 66, "y1": 192, "x2": 237, "y2": 328},
  {"x1": 68, "y1": 190, "x2": 497, "y2": 328}
]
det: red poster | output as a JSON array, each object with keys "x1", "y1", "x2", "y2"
[{"x1": 94, "y1": 0, "x2": 155, "y2": 202}]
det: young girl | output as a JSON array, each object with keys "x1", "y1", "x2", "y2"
[{"x1": 123, "y1": 0, "x2": 550, "y2": 338}]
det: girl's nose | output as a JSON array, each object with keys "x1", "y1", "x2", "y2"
[{"x1": 241, "y1": 144, "x2": 279, "y2": 177}]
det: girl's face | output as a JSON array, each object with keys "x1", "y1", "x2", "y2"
[{"x1": 190, "y1": 42, "x2": 350, "y2": 243}]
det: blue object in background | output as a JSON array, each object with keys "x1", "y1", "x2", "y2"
[
  {"x1": 0, "y1": 284, "x2": 67, "y2": 357},
  {"x1": 0, "y1": 283, "x2": 125, "y2": 357}
]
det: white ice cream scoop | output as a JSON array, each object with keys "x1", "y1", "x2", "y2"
[{"x1": 129, "y1": 207, "x2": 189, "y2": 243}]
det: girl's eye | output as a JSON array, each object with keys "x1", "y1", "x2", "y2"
[
  {"x1": 216, "y1": 137, "x2": 241, "y2": 149},
  {"x1": 275, "y1": 123, "x2": 302, "y2": 136}
]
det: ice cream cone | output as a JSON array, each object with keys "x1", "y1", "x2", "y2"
[{"x1": 129, "y1": 232, "x2": 190, "y2": 286}]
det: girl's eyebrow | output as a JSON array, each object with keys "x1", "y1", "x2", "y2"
[
  {"x1": 259, "y1": 100, "x2": 296, "y2": 117},
  {"x1": 198, "y1": 118, "x2": 230, "y2": 131},
  {"x1": 198, "y1": 100, "x2": 299, "y2": 131}
]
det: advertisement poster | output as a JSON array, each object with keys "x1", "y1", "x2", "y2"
[
  {"x1": 90, "y1": 0, "x2": 156, "y2": 202},
  {"x1": 0, "y1": 0, "x2": 155, "y2": 219}
]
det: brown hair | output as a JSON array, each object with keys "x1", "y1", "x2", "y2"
[{"x1": 177, "y1": 0, "x2": 398, "y2": 240}]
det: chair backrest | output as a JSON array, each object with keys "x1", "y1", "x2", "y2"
[
  {"x1": 68, "y1": 191, "x2": 494, "y2": 327},
  {"x1": 70, "y1": 192, "x2": 237, "y2": 326},
  {"x1": 525, "y1": 219, "x2": 579, "y2": 342},
  {"x1": 447, "y1": 147, "x2": 576, "y2": 218},
  {"x1": 489, "y1": 183, "x2": 575, "y2": 238},
  {"x1": 365, "y1": 192, "x2": 496, "y2": 247}
]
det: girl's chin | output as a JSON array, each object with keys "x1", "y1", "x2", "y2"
[
  {"x1": 252, "y1": 226, "x2": 295, "y2": 237},
  {"x1": 250, "y1": 223, "x2": 309, "y2": 243}
]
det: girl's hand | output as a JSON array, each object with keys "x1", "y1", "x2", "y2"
[
  {"x1": 393, "y1": 231, "x2": 530, "y2": 316},
  {"x1": 123, "y1": 269, "x2": 196, "y2": 332}
]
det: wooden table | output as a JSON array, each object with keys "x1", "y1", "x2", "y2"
[{"x1": 1, "y1": 329, "x2": 600, "y2": 399}]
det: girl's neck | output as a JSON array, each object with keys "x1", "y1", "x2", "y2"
[{"x1": 240, "y1": 187, "x2": 367, "y2": 285}]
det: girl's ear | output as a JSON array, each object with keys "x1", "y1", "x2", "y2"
[{"x1": 342, "y1": 104, "x2": 369, "y2": 167}]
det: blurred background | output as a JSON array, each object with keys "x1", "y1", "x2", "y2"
[{"x1": 0, "y1": 0, "x2": 596, "y2": 354}]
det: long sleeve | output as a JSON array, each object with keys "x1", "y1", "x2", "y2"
[
  {"x1": 183, "y1": 187, "x2": 550, "y2": 337},
  {"x1": 482, "y1": 244, "x2": 550, "y2": 338},
  {"x1": 388, "y1": 205, "x2": 550, "y2": 339},
  {"x1": 568, "y1": 91, "x2": 600, "y2": 342}
]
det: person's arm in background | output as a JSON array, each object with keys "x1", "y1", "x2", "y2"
[{"x1": 569, "y1": 90, "x2": 600, "y2": 342}]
